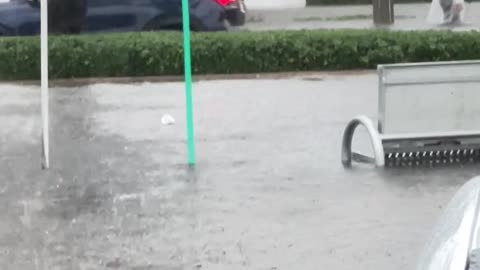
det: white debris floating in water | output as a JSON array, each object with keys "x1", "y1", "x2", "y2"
[{"x1": 161, "y1": 114, "x2": 176, "y2": 125}]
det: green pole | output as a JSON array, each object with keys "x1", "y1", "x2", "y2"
[{"x1": 181, "y1": 0, "x2": 196, "y2": 165}]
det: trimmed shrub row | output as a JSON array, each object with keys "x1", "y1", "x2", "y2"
[{"x1": 1, "y1": 29, "x2": 480, "y2": 80}]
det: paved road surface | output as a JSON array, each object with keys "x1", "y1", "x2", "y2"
[
  {"x1": 1, "y1": 74, "x2": 480, "y2": 270},
  {"x1": 245, "y1": 3, "x2": 480, "y2": 31}
]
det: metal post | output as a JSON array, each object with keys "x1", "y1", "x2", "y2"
[
  {"x1": 181, "y1": 0, "x2": 196, "y2": 166},
  {"x1": 41, "y1": 0, "x2": 49, "y2": 169},
  {"x1": 373, "y1": 0, "x2": 394, "y2": 25}
]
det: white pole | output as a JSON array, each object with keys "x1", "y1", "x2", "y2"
[{"x1": 40, "y1": 0, "x2": 49, "y2": 169}]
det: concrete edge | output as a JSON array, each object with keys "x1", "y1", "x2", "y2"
[{"x1": 4, "y1": 70, "x2": 375, "y2": 88}]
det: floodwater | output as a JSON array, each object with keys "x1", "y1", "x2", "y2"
[
  {"x1": 1, "y1": 74, "x2": 480, "y2": 270},
  {"x1": 245, "y1": 3, "x2": 480, "y2": 31}
]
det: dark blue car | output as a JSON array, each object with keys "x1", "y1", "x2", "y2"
[{"x1": 0, "y1": 0, "x2": 246, "y2": 36}]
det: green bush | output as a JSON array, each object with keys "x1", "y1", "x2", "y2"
[{"x1": 1, "y1": 29, "x2": 480, "y2": 81}]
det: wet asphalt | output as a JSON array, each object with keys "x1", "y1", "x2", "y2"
[
  {"x1": 245, "y1": 3, "x2": 480, "y2": 31},
  {"x1": 1, "y1": 73, "x2": 480, "y2": 270}
]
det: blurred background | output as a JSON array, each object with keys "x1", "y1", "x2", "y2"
[{"x1": 0, "y1": 0, "x2": 479, "y2": 38}]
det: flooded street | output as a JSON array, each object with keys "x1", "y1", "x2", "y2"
[
  {"x1": 245, "y1": 3, "x2": 480, "y2": 31},
  {"x1": 1, "y1": 74, "x2": 480, "y2": 269}
]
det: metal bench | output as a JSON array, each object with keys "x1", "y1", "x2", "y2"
[{"x1": 341, "y1": 60, "x2": 480, "y2": 168}]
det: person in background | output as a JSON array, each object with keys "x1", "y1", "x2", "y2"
[
  {"x1": 427, "y1": 0, "x2": 467, "y2": 25},
  {"x1": 440, "y1": 0, "x2": 464, "y2": 23}
]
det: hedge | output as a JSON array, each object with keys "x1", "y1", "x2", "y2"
[{"x1": 1, "y1": 29, "x2": 480, "y2": 80}]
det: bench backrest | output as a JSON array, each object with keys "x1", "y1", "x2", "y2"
[{"x1": 378, "y1": 60, "x2": 480, "y2": 136}]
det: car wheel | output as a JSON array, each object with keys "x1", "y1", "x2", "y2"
[
  {"x1": 469, "y1": 249, "x2": 480, "y2": 270},
  {"x1": 226, "y1": 0, "x2": 246, "y2": 27}
]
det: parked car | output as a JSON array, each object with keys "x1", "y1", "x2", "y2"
[{"x1": 0, "y1": 0, "x2": 247, "y2": 36}]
